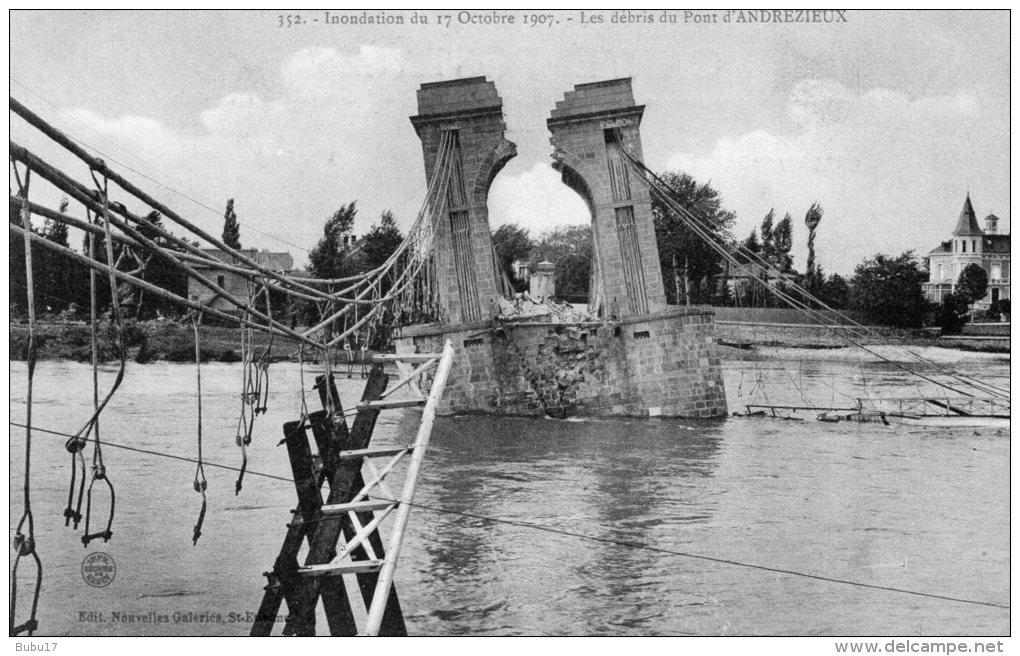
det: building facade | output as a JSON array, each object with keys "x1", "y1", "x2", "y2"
[
  {"x1": 188, "y1": 248, "x2": 294, "y2": 313},
  {"x1": 924, "y1": 195, "x2": 1010, "y2": 310}
]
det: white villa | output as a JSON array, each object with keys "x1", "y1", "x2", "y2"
[{"x1": 924, "y1": 195, "x2": 1010, "y2": 310}]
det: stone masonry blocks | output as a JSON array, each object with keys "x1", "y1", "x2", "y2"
[
  {"x1": 397, "y1": 307, "x2": 728, "y2": 418},
  {"x1": 547, "y1": 78, "x2": 667, "y2": 319},
  {"x1": 411, "y1": 77, "x2": 516, "y2": 324}
]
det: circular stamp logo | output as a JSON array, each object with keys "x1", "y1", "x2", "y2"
[{"x1": 81, "y1": 552, "x2": 116, "y2": 588}]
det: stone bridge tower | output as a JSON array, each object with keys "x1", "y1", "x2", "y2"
[
  {"x1": 411, "y1": 77, "x2": 517, "y2": 325},
  {"x1": 547, "y1": 78, "x2": 667, "y2": 319}
]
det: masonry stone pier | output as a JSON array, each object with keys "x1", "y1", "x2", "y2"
[
  {"x1": 410, "y1": 77, "x2": 517, "y2": 324},
  {"x1": 547, "y1": 78, "x2": 667, "y2": 319}
]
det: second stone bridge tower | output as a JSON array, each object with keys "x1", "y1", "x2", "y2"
[{"x1": 547, "y1": 78, "x2": 667, "y2": 319}]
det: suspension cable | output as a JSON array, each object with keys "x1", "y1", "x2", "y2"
[
  {"x1": 10, "y1": 161, "x2": 42, "y2": 637},
  {"x1": 614, "y1": 141, "x2": 1009, "y2": 400},
  {"x1": 191, "y1": 313, "x2": 208, "y2": 545}
]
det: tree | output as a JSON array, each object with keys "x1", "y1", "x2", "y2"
[
  {"x1": 122, "y1": 210, "x2": 188, "y2": 319},
  {"x1": 849, "y1": 251, "x2": 930, "y2": 328},
  {"x1": 760, "y1": 209, "x2": 775, "y2": 260},
  {"x1": 935, "y1": 292, "x2": 969, "y2": 334},
  {"x1": 956, "y1": 263, "x2": 989, "y2": 307},
  {"x1": 358, "y1": 210, "x2": 403, "y2": 272},
  {"x1": 491, "y1": 223, "x2": 532, "y2": 292},
  {"x1": 651, "y1": 171, "x2": 736, "y2": 305},
  {"x1": 309, "y1": 202, "x2": 358, "y2": 280},
  {"x1": 819, "y1": 272, "x2": 849, "y2": 309},
  {"x1": 804, "y1": 201, "x2": 823, "y2": 283},
  {"x1": 772, "y1": 213, "x2": 794, "y2": 272},
  {"x1": 222, "y1": 198, "x2": 241, "y2": 249},
  {"x1": 38, "y1": 210, "x2": 75, "y2": 314},
  {"x1": 532, "y1": 225, "x2": 592, "y2": 302},
  {"x1": 741, "y1": 228, "x2": 762, "y2": 261}
]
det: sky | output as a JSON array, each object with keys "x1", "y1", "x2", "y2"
[{"x1": 9, "y1": 9, "x2": 1010, "y2": 275}]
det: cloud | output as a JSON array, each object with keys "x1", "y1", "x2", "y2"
[
  {"x1": 488, "y1": 162, "x2": 590, "y2": 237},
  {"x1": 666, "y1": 79, "x2": 995, "y2": 274},
  {"x1": 47, "y1": 46, "x2": 431, "y2": 261},
  {"x1": 281, "y1": 46, "x2": 409, "y2": 100},
  {"x1": 62, "y1": 108, "x2": 188, "y2": 159}
]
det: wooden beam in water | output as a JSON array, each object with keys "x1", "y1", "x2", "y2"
[{"x1": 925, "y1": 399, "x2": 972, "y2": 416}]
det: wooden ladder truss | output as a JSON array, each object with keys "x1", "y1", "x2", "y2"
[{"x1": 251, "y1": 340, "x2": 455, "y2": 636}]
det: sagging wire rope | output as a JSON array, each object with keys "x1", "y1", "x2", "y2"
[
  {"x1": 13, "y1": 93, "x2": 449, "y2": 315},
  {"x1": 10, "y1": 101, "x2": 331, "y2": 305},
  {"x1": 7, "y1": 144, "x2": 333, "y2": 344},
  {"x1": 10, "y1": 117, "x2": 454, "y2": 358},
  {"x1": 10, "y1": 163, "x2": 43, "y2": 637},
  {"x1": 611, "y1": 134, "x2": 993, "y2": 389},
  {"x1": 299, "y1": 129, "x2": 456, "y2": 341},
  {"x1": 12, "y1": 87, "x2": 453, "y2": 329},
  {"x1": 613, "y1": 138, "x2": 1008, "y2": 400},
  {"x1": 6, "y1": 194, "x2": 326, "y2": 306},
  {"x1": 651, "y1": 188, "x2": 1008, "y2": 401},
  {"x1": 7, "y1": 222, "x2": 321, "y2": 347},
  {"x1": 8, "y1": 420, "x2": 1010, "y2": 614},
  {"x1": 9, "y1": 78, "x2": 312, "y2": 255}
]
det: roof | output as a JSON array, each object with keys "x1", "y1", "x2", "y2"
[
  {"x1": 724, "y1": 262, "x2": 772, "y2": 279},
  {"x1": 196, "y1": 247, "x2": 293, "y2": 271},
  {"x1": 952, "y1": 195, "x2": 984, "y2": 235},
  {"x1": 928, "y1": 236, "x2": 1010, "y2": 255}
]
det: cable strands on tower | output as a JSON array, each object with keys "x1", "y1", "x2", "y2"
[{"x1": 612, "y1": 135, "x2": 1008, "y2": 402}]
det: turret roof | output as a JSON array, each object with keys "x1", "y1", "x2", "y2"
[{"x1": 952, "y1": 195, "x2": 984, "y2": 235}]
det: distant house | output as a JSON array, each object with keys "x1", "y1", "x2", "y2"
[
  {"x1": 188, "y1": 248, "x2": 294, "y2": 313},
  {"x1": 722, "y1": 261, "x2": 780, "y2": 296},
  {"x1": 924, "y1": 195, "x2": 1010, "y2": 310},
  {"x1": 511, "y1": 258, "x2": 531, "y2": 282}
]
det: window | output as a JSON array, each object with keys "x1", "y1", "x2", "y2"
[
  {"x1": 991, "y1": 264, "x2": 1002, "y2": 280},
  {"x1": 973, "y1": 240, "x2": 977, "y2": 253},
  {"x1": 962, "y1": 241, "x2": 966, "y2": 253},
  {"x1": 217, "y1": 274, "x2": 225, "y2": 288}
]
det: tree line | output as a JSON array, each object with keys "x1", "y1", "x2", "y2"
[
  {"x1": 491, "y1": 170, "x2": 996, "y2": 331},
  {"x1": 11, "y1": 174, "x2": 998, "y2": 334}
]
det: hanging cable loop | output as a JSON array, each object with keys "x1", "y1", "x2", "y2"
[
  {"x1": 190, "y1": 312, "x2": 209, "y2": 543},
  {"x1": 80, "y1": 175, "x2": 122, "y2": 547},
  {"x1": 11, "y1": 161, "x2": 42, "y2": 637}
]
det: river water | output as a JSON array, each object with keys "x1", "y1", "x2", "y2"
[{"x1": 7, "y1": 347, "x2": 1010, "y2": 636}]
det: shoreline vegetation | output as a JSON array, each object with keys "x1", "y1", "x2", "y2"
[{"x1": 9, "y1": 318, "x2": 1009, "y2": 364}]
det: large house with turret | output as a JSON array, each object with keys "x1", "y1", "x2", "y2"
[{"x1": 923, "y1": 195, "x2": 1010, "y2": 310}]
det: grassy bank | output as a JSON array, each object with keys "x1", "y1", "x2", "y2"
[
  {"x1": 715, "y1": 322, "x2": 1009, "y2": 355},
  {"x1": 11, "y1": 317, "x2": 1009, "y2": 364},
  {"x1": 9, "y1": 320, "x2": 307, "y2": 363}
]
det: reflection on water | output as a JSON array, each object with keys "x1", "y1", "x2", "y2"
[{"x1": 7, "y1": 352, "x2": 1010, "y2": 636}]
